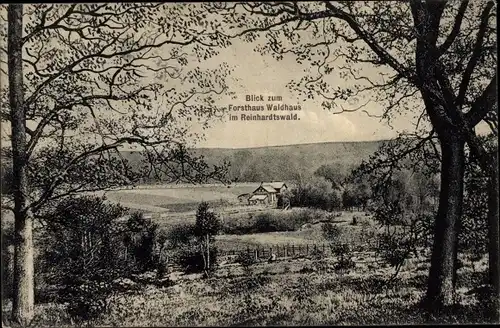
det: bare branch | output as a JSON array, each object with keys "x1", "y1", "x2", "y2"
[
  {"x1": 456, "y1": 1, "x2": 495, "y2": 108},
  {"x1": 437, "y1": 0, "x2": 470, "y2": 57},
  {"x1": 465, "y1": 74, "x2": 498, "y2": 127}
]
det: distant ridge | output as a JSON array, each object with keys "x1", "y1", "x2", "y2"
[
  {"x1": 1, "y1": 140, "x2": 387, "y2": 183},
  {"x1": 191, "y1": 139, "x2": 390, "y2": 151},
  {"x1": 121, "y1": 140, "x2": 385, "y2": 182}
]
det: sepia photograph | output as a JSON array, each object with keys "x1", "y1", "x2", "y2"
[{"x1": 0, "y1": 1, "x2": 498, "y2": 326}]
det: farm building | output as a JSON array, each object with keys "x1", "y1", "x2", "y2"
[
  {"x1": 237, "y1": 193, "x2": 252, "y2": 203},
  {"x1": 248, "y1": 181, "x2": 288, "y2": 206}
]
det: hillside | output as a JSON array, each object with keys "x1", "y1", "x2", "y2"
[
  {"x1": 122, "y1": 140, "x2": 385, "y2": 183},
  {"x1": 0, "y1": 140, "x2": 385, "y2": 184}
]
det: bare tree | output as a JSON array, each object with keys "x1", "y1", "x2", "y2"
[
  {"x1": 1, "y1": 3, "x2": 233, "y2": 324},
  {"x1": 213, "y1": 0, "x2": 497, "y2": 312}
]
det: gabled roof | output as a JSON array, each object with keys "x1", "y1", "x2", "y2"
[
  {"x1": 249, "y1": 194, "x2": 268, "y2": 201},
  {"x1": 266, "y1": 182, "x2": 287, "y2": 189},
  {"x1": 253, "y1": 185, "x2": 277, "y2": 193}
]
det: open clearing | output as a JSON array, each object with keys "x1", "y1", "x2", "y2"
[{"x1": 101, "y1": 183, "x2": 260, "y2": 213}]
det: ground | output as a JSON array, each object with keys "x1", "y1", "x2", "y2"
[
  {"x1": 1, "y1": 184, "x2": 493, "y2": 326},
  {"x1": 4, "y1": 252, "x2": 489, "y2": 327}
]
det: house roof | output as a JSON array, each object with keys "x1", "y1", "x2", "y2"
[
  {"x1": 260, "y1": 185, "x2": 278, "y2": 193},
  {"x1": 253, "y1": 185, "x2": 277, "y2": 193},
  {"x1": 249, "y1": 194, "x2": 268, "y2": 201},
  {"x1": 266, "y1": 182, "x2": 287, "y2": 189}
]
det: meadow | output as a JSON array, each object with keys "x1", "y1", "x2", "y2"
[
  {"x1": 2, "y1": 184, "x2": 493, "y2": 327},
  {"x1": 8, "y1": 251, "x2": 489, "y2": 327}
]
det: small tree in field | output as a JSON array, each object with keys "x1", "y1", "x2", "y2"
[{"x1": 194, "y1": 202, "x2": 221, "y2": 276}]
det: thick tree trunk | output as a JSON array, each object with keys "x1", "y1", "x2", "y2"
[
  {"x1": 487, "y1": 152, "x2": 499, "y2": 321},
  {"x1": 425, "y1": 138, "x2": 465, "y2": 310},
  {"x1": 8, "y1": 4, "x2": 35, "y2": 325}
]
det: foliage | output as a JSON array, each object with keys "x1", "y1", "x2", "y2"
[
  {"x1": 177, "y1": 245, "x2": 219, "y2": 274},
  {"x1": 459, "y1": 135, "x2": 497, "y2": 260},
  {"x1": 314, "y1": 163, "x2": 353, "y2": 190},
  {"x1": 124, "y1": 212, "x2": 161, "y2": 273},
  {"x1": 194, "y1": 202, "x2": 221, "y2": 238},
  {"x1": 222, "y1": 209, "x2": 326, "y2": 235},
  {"x1": 321, "y1": 222, "x2": 341, "y2": 242},
  {"x1": 236, "y1": 251, "x2": 258, "y2": 268},
  {"x1": 38, "y1": 196, "x2": 128, "y2": 322},
  {"x1": 289, "y1": 176, "x2": 341, "y2": 211},
  {"x1": 0, "y1": 2, "x2": 233, "y2": 218},
  {"x1": 331, "y1": 243, "x2": 355, "y2": 272}
]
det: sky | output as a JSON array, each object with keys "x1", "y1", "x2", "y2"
[
  {"x1": 186, "y1": 38, "x2": 416, "y2": 149},
  {"x1": 0, "y1": 3, "x2": 492, "y2": 151}
]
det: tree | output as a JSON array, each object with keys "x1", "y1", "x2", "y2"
[
  {"x1": 38, "y1": 196, "x2": 128, "y2": 322},
  {"x1": 1, "y1": 4, "x2": 233, "y2": 324},
  {"x1": 214, "y1": 1, "x2": 497, "y2": 312},
  {"x1": 194, "y1": 201, "x2": 221, "y2": 275},
  {"x1": 314, "y1": 163, "x2": 351, "y2": 190}
]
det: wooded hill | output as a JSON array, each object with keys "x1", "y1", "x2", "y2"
[{"x1": 121, "y1": 140, "x2": 385, "y2": 183}]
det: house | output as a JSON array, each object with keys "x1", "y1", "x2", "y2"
[
  {"x1": 237, "y1": 193, "x2": 252, "y2": 203},
  {"x1": 248, "y1": 181, "x2": 288, "y2": 206}
]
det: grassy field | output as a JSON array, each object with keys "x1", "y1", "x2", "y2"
[
  {"x1": 10, "y1": 253, "x2": 490, "y2": 327},
  {"x1": 101, "y1": 183, "x2": 261, "y2": 213},
  {"x1": 2, "y1": 184, "x2": 494, "y2": 326}
]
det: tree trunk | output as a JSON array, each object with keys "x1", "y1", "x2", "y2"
[
  {"x1": 487, "y1": 151, "x2": 499, "y2": 321},
  {"x1": 425, "y1": 138, "x2": 465, "y2": 310},
  {"x1": 8, "y1": 4, "x2": 35, "y2": 325},
  {"x1": 206, "y1": 234, "x2": 210, "y2": 271}
]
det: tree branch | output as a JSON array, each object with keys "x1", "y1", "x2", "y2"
[
  {"x1": 455, "y1": 1, "x2": 495, "y2": 108},
  {"x1": 465, "y1": 74, "x2": 498, "y2": 127},
  {"x1": 437, "y1": 0, "x2": 469, "y2": 57},
  {"x1": 324, "y1": 1, "x2": 415, "y2": 83}
]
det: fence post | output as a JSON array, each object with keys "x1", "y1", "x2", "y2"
[
  {"x1": 306, "y1": 244, "x2": 309, "y2": 256},
  {"x1": 292, "y1": 244, "x2": 295, "y2": 256},
  {"x1": 322, "y1": 243, "x2": 325, "y2": 253},
  {"x1": 247, "y1": 246, "x2": 250, "y2": 256}
]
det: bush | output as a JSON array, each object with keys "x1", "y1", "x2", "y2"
[
  {"x1": 222, "y1": 209, "x2": 328, "y2": 235},
  {"x1": 177, "y1": 245, "x2": 219, "y2": 274},
  {"x1": 331, "y1": 243, "x2": 355, "y2": 272},
  {"x1": 124, "y1": 212, "x2": 160, "y2": 273},
  {"x1": 254, "y1": 213, "x2": 294, "y2": 232},
  {"x1": 61, "y1": 277, "x2": 116, "y2": 324},
  {"x1": 236, "y1": 251, "x2": 258, "y2": 268},
  {"x1": 322, "y1": 222, "x2": 341, "y2": 241},
  {"x1": 39, "y1": 196, "x2": 128, "y2": 322}
]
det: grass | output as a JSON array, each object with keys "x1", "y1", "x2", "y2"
[
  {"x1": 11, "y1": 255, "x2": 491, "y2": 327},
  {"x1": 102, "y1": 183, "x2": 260, "y2": 213}
]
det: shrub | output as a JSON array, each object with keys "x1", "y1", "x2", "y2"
[
  {"x1": 177, "y1": 245, "x2": 219, "y2": 274},
  {"x1": 123, "y1": 212, "x2": 160, "y2": 273},
  {"x1": 236, "y1": 251, "x2": 258, "y2": 268},
  {"x1": 38, "y1": 196, "x2": 128, "y2": 322},
  {"x1": 331, "y1": 243, "x2": 355, "y2": 272},
  {"x1": 61, "y1": 276, "x2": 116, "y2": 324},
  {"x1": 322, "y1": 222, "x2": 341, "y2": 241}
]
